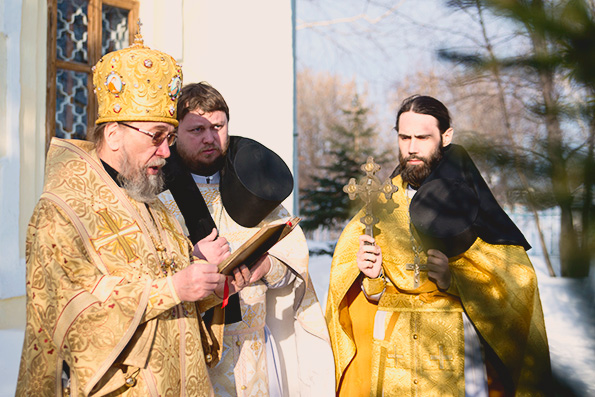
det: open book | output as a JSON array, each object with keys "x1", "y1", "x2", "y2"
[{"x1": 218, "y1": 216, "x2": 300, "y2": 275}]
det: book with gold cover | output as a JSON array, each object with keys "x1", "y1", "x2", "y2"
[{"x1": 218, "y1": 217, "x2": 300, "y2": 275}]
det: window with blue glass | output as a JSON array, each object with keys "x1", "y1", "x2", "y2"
[{"x1": 48, "y1": 0, "x2": 138, "y2": 143}]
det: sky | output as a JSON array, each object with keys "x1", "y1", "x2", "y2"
[
  {"x1": 296, "y1": 0, "x2": 523, "y2": 128},
  {"x1": 297, "y1": 1, "x2": 454, "y2": 104}
]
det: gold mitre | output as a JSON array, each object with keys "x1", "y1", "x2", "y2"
[{"x1": 92, "y1": 32, "x2": 183, "y2": 126}]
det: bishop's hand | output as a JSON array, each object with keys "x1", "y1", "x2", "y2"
[{"x1": 357, "y1": 234, "x2": 383, "y2": 279}]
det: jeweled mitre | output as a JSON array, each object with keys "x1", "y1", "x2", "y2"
[{"x1": 92, "y1": 33, "x2": 183, "y2": 126}]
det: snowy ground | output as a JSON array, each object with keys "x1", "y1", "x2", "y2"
[{"x1": 2, "y1": 242, "x2": 593, "y2": 396}]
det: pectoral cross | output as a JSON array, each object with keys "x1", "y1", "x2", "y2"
[
  {"x1": 343, "y1": 157, "x2": 398, "y2": 237},
  {"x1": 406, "y1": 216, "x2": 427, "y2": 288},
  {"x1": 406, "y1": 256, "x2": 427, "y2": 288}
]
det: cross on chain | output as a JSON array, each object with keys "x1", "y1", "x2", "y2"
[
  {"x1": 406, "y1": 255, "x2": 428, "y2": 288},
  {"x1": 406, "y1": 210, "x2": 427, "y2": 288},
  {"x1": 343, "y1": 156, "x2": 398, "y2": 237},
  {"x1": 150, "y1": 207, "x2": 184, "y2": 255},
  {"x1": 92, "y1": 209, "x2": 141, "y2": 262},
  {"x1": 430, "y1": 344, "x2": 453, "y2": 370}
]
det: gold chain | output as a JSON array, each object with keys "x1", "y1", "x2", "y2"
[
  {"x1": 143, "y1": 204, "x2": 178, "y2": 276},
  {"x1": 406, "y1": 188, "x2": 424, "y2": 288}
]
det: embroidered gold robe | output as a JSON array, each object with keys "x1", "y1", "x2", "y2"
[
  {"x1": 161, "y1": 183, "x2": 335, "y2": 396},
  {"x1": 326, "y1": 175, "x2": 551, "y2": 397},
  {"x1": 17, "y1": 138, "x2": 219, "y2": 396}
]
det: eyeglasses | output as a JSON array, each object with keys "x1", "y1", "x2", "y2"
[{"x1": 119, "y1": 122, "x2": 177, "y2": 146}]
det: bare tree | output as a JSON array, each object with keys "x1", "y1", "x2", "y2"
[
  {"x1": 438, "y1": 0, "x2": 594, "y2": 276},
  {"x1": 297, "y1": 68, "x2": 358, "y2": 193}
]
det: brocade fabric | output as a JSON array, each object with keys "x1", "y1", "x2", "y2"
[
  {"x1": 326, "y1": 175, "x2": 551, "y2": 397},
  {"x1": 17, "y1": 138, "x2": 217, "y2": 396}
]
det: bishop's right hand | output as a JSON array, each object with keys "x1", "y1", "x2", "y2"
[{"x1": 357, "y1": 234, "x2": 383, "y2": 279}]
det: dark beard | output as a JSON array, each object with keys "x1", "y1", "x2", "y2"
[
  {"x1": 399, "y1": 146, "x2": 443, "y2": 189},
  {"x1": 178, "y1": 137, "x2": 229, "y2": 176},
  {"x1": 186, "y1": 153, "x2": 226, "y2": 176}
]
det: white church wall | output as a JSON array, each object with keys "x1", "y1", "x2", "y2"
[
  {"x1": 0, "y1": 0, "x2": 25, "y2": 328},
  {"x1": 0, "y1": 0, "x2": 47, "y2": 329},
  {"x1": 138, "y1": 1, "x2": 297, "y2": 213},
  {"x1": 18, "y1": 0, "x2": 47, "y2": 253},
  {"x1": 139, "y1": 0, "x2": 297, "y2": 213},
  {"x1": 138, "y1": 0, "x2": 183, "y2": 61},
  {"x1": 180, "y1": 0, "x2": 296, "y2": 214},
  {"x1": 0, "y1": 0, "x2": 23, "y2": 299}
]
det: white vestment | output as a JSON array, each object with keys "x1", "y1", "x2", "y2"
[{"x1": 160, "y1": 176, "x2": 335, "y2": 396}]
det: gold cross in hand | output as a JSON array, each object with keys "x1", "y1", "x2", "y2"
[{"x1": 343, "y1": 156, "x2": 398, "y2": 237}]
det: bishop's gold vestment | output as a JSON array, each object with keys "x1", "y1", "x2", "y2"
[
  {"x1": 326, "y1": 175, "x2": 551, "y2": 397},
  {"x1": 17, "y1": 138, "x2": 220, "y2": 396}
]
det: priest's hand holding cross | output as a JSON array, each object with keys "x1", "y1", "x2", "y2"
[
  {"x1": 344, "y1": 157, "x2": 397, "y2": 279},
  {"x1": 357, "y1": 234, "x2": 383, "y2": 278}
]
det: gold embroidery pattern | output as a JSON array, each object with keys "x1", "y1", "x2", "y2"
[
  {"x1": 370, "y1": 294, "x2": 465, "y2": 396},
  {"x1": 159, "y1": 183, "x2": 333, "y2": 395},
  {"x1": 92, "y1": 209, "x2": 141, "y2": 262}
]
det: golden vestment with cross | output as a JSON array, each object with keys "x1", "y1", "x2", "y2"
[
  {"x1": 327, "y1": 173, "x2": 551, "y2": 396},
  {"x1": 17, "y1": 139, "x2": 221, "y2": 396}
]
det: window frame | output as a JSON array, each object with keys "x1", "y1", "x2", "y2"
[{"x1": 46, "y1": 0, "x2": 139, "y2": 151}]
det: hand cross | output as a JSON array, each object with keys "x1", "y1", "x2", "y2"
[{"x1": 343, "y1": 156, "x2": 398, "y2": 237}]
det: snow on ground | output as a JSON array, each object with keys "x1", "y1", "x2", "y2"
[
  {"x1": 308, "y1": 241, "x2": 334, "y2": 310},
  {"x1": 535, "y1": 267, "x2": 595, "y2": 396},
  {"x1": 1, "y1": 242, "x2": 593, "y2": 396}
]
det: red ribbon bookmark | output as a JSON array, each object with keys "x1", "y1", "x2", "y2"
[{"x1": 222, "y1": 278, "x2": 230, "y2": 308}]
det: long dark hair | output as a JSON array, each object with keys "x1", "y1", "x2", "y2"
[{"x1": 395, "y1": 95, "x2": 451, "y2": 134}]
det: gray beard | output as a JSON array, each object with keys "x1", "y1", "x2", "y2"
[{"x1": 118, "y1": 149, "x2": 165, "y2": 203}]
